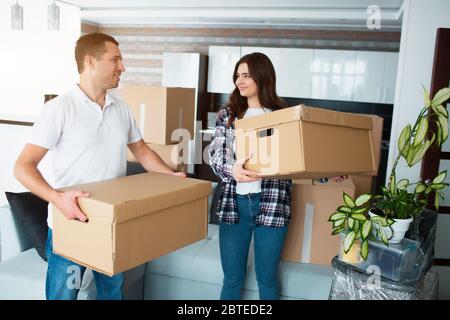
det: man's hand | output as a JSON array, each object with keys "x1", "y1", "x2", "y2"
[
  {"x1": 232, "y1": 154, "x2": 262, "y2": 182},
  {"x1": 330, "y1": 175, "x2": 348, "y2": 183},
  {"x1": 172, "y1": 171, "x2": 187, "y2": 178},
  {"x1": 53, "y1": 190, "x2": 90, "y2": 222}
]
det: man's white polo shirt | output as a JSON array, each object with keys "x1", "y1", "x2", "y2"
[{"x1": 29, "y1": 84, "x2": 142, "y2": 228}]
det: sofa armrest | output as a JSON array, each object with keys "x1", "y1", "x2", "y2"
[{"x1": 0, "y1": 204, "x2": 33, "y2": 262}]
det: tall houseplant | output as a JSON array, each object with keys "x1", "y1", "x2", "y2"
[{"x1": 328, "y1": 86, "x2": 450, "y2": 261}]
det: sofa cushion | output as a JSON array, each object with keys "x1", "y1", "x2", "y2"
[
  {"x1": 5, "y1": 192, "x2": 48, "y2": 261},
  {"x1": 146, "y1": 224, "x2": 334, "y2": 299},
  {"x1": 0, "y1": 249, "x2": 47, "y2": 299}
]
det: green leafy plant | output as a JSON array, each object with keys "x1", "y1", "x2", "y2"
[{"x1": 329, "y1": 86, "x2": 450, "y2": 260}]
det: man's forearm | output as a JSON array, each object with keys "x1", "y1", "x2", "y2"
[
  {"x1": 14, "y1": 162, "x2": 60, "y2": 204},
  {"x1": 137, "y1": 147, "x2": 174, "y2": 174}
]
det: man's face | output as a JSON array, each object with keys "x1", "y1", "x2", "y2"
[{"x1": 91, "y1": 41, "x2": 125, "y2": 90}]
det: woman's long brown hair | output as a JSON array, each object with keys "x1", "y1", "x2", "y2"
[{"x1": 227, "y1": 52, "x2": 287, "y2": 127}]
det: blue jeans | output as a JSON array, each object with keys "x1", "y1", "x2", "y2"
[
  {"x1": 219, "y1": 193, "x2": 288, "y2": 300},
  {"x1": 45, "y1": 229, "x2": 123, "y2": 300}
]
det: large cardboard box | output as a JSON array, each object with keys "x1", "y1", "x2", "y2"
[
  {"x1": 52, "y1": 173, "x2": 212, "y2": 276},
  {"x1": 349, "y1": 173, "x2": 376, "y2": 198},
  {"x1": 235, "y1": 105, "x2": 376, "y2": 179},
  {"x1": 120, "y1": 86, "x2": 195, "y2": 145},
  {"x1": 359, "y1": 114, "x2": 383, "y2": 176},
  {"x1": 127, "y1": 142, "x2": 188, "y2": 172},
  {"x1": 281, "y1": 178, "x2": 356, "y2": 265}
]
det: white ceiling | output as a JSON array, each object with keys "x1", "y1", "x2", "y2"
[{"x1": 58, "y1": 0, "x2": 404, "y2": 30}]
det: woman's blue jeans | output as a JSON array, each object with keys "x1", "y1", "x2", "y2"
[
  {"x1": 45, "y1": 229, "x2": 123, "y2": 300},
  {"x1": 219, "y1": 193, "x2": 288, "y2": 300}
]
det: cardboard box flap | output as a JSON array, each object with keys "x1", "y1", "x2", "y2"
[
  {"x1": 299, "y1": 105, "x2": 373, "y2": 130},
  {"x1": 61, "y1": 173, "x2": 212, "y2": 223},
  {"x1": 235, "y1": 105, "x2": 373, "y2": 131}
]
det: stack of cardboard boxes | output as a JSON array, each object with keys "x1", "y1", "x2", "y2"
[
  {"x1": 121, "y1": 85, "x2": 196, "y2": 172},
  {"x1": 235, "y1": 105, "x2": 383, "y2": 266},
  {"x1": 280, "y1": 112, "x2": 384, "y2": 266}
]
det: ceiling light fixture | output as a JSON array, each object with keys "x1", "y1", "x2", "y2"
[
  {"x1": 48, "y1": 1, "x2": 60, "y2": 31},
  {"x1": 11, "y1": 1, "x2": 23, "y2": 30}
]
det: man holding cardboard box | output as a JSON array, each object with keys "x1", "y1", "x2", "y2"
[{"x1": 14, "y1": 33, "x2": 185, "y2": 300}]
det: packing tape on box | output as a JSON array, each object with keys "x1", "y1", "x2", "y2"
[{"x1": 301, "y1": 202, "x2": 315, "y2": 263}]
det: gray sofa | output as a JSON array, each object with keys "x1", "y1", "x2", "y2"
[{"x1": 0, "y1": 202, "x2": 334, "y2": 300}]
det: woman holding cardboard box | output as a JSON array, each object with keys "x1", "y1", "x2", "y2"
[
  {"x1": 209, "y1": 52, "x2": 347, "y2": 300},
  {"x1": 209, "y1": 52, "x2": 293, "y2": 300}
]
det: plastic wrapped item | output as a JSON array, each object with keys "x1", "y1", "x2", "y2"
[
  {"x1": 338, "y1": 209, "x2": 438, "y2": 284},
  {"x1": 328, "y1": 256, "x2": 438, "y2": 300},
  {"x1": 338, "y1": 236, "x2": 421, "y2": 282}
]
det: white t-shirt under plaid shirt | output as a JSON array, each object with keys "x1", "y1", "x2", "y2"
[{"x1": 29, "y1": 84, "x2": 142, "y2": 228}]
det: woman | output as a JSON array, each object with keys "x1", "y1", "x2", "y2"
[{"x1": 208, "y1": 52, "x2": 292, "y2": 300}]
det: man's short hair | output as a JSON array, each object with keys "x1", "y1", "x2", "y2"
[{"x1": 75, "y1": 32, "x2": 119, "y2": 73}]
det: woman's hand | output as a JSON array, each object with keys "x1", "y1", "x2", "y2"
[
  {"x1": 330, "y1": 175, "x2": 348, "y2": 183},
  {"x1": 232, "y1": 154, "x2": 262, "y2": 182}
]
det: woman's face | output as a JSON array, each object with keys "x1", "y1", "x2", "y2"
[{"x1": 235, "y1": 63, "x2": 258, "y2": 100}]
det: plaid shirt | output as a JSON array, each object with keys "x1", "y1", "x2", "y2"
[{"x1": 208, "y1": 107, "x2": 292, "y2": 227}]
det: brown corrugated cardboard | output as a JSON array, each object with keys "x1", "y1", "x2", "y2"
[
  {"x1": 235, "y1": 105, "x2": 376, "y2": 179},
  {"x1": 359, "y1": 114, "x2": 383, "y2": 176},
  {"x1": 52, "y1": 173, "x2": 212, "y2": 276},
  {"x1": 349, "y1": 173, "x2": 376, "y2": 198},
  {"x1": 120, "y1": 86, "x2": 195, "y2": 145},
  {"x1": 127, "y1": 142, "x2": 188, "y2": 172},
  {"x1": 281, "y1": 177, "x2": 356, "y2": 265}
]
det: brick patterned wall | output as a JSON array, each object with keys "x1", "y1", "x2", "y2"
[{"x1": 81, "y1": 23, "x2": 400, "y2": 87}]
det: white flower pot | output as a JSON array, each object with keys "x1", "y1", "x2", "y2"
[{"x1": 368, "y1": 210, "x2": 413, "y2": 244}]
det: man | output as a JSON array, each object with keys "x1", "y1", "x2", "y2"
[{"x1": 14, "y1": 32, "x2": 186, "y2": 300}]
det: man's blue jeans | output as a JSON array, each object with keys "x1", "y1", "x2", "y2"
[
  {"x1": 45, "y1": 229, "x2": 123, "y2": 300},
  {"x1": 219, "y1": 193, "x2": 288, "y2": 300}
]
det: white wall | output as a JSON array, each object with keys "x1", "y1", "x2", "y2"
[
  {"x1": 0, "y1": 124, "x2": 53, "y2": 206},
  {"x1": 388, "y1": 0, "x2": 450, "y2": 299},
  {"x1": 0, "y1": 0, "x2": 79, "y2": 204},
  {"x1": 0, "y1": 0, "x2": 80, "y2": 119}
]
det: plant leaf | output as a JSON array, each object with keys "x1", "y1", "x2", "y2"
[
  {"x1": 333, "y1": 219, "x2": 345, "y2": 227},
  {"x1": 343, "y1": 231, "x2": 356, "y2": 254},
  {"x1": 343, "y1": 193, "x2": 355, "y2": 208},
  {"x1": 351, "y1": 213, "x2": 367, "y2": 221},
  {"x1": 354, "y1": 207, "x2": 368, "y2": 214},
  {"x1": 422, "y1": 85, "x2": 431, "y2": 107},
  {"x1": 413, "y1": 117, "x2": 428, "y2": 147},
  {"x1": 434, "y1": 193, "x2": 440, "y2": 211},
  {"x1": 433, "y1": 171, "x2": 447, "y2": 184},
  {"x1": 396, "y1": 179, "x2": 409, "y2": 190},
  {"x1": 354, "y1": 193, "x2": 372, "y2": 207},
  {"x1": 406, "y1": 145, "x2": 416, "y2": 166},
  {"x1": 438, "y1": 114, "x2": 449, "y2": 143},
  {"x1": 332, "y1": 227, "x2": 343, "y2": 235},
  {"x1": 361, "y1": 220, "x2": 372, "y2": 240},
  {"x1": 415, "y1": 183, "x2": 426, "y2": 194},
  {"x1": 379, "y1": 227, "x2": 389, "y2": 245},
  {"x1": 431, "y1": 183, "x2": 446, "y2": 190},
  {"x1": 348, "y1": 217, "x2": 355, "y2": 229},
  {"x1": 337, "y1": 205, "x2": 352, "y2": 214},
  {"x1": 410, "y1": 140, "x2": 431, "y2": 166},
  {"x1": 436, "y1": 120, "x2": 442, "y2": 147},
  {"x1": 436, "y1": 104, "x2": 449, "y2": 118},
  {"x1": 329, "y1": 212, "x2": 347, "y2": 222},
  {"x1": 361, "y1": 240, "x2": 369, "y2": 260},
  {"x1": 389, "y1": 173, "x2": 397, "y2": 194},
  {"x1": 398, "y1": 124, "x2": 411, "y2": 155},
  {"x1": 431, "y1": 87, "x2": 450, "y2": 106}
]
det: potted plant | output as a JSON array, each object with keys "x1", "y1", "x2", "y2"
[{"x1": 328, "y1": 86, "x2": 450, "y2": 261}]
